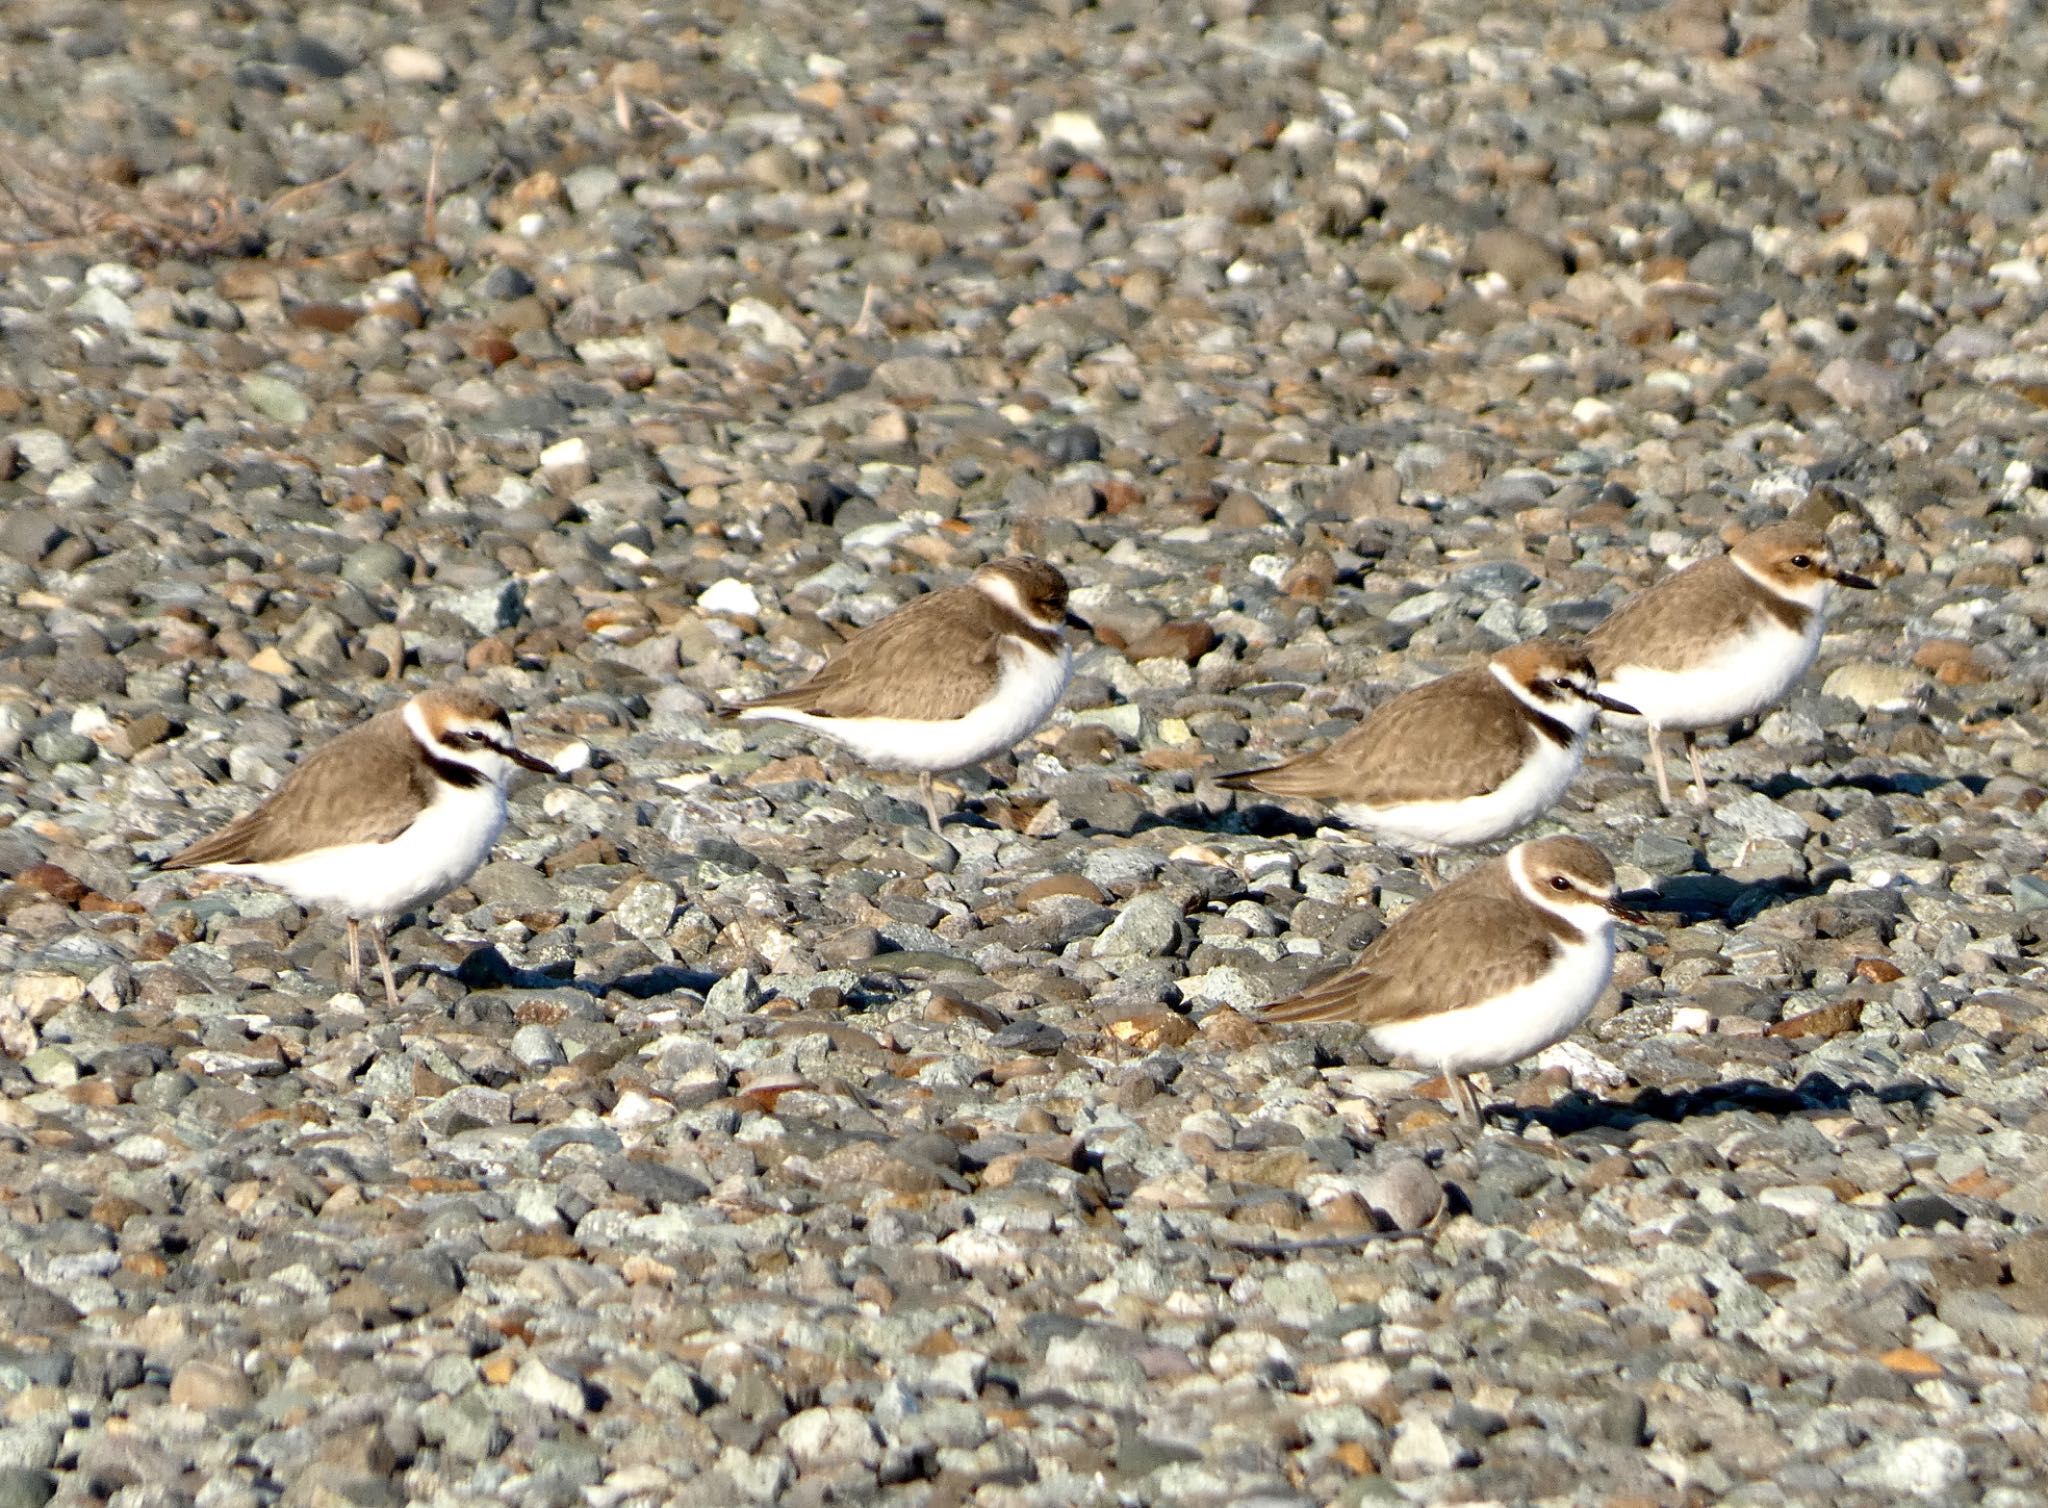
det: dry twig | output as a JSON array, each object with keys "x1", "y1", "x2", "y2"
[{"x1": 0, "y1": 144, "x2": 362, "y2": 263}]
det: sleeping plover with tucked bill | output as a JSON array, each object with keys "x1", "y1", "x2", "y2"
[
  {"x1": 1584, "y1": 521, "x2": 1875, "y2": 809},
  {"x1": 1259, "y1": 835, "x2": 1646, "y2": 1127},
  {"x1": 156, "y1": 687, "x2": 555, "y2": 1010},
  {"x1": 1218, "y1": 639, "x2": 1635, "y2": 885},
  {"x1": 724, "y1": 556, "x2": 1082, "y2": 835}
]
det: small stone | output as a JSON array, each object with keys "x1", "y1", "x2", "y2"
[
  {"x1": 341, "y1": 542, "x2": 411, "y2": 592},
  {"x1": 1, "y1": 509, "x2": 63, "y2": 562},
  {"x1": 247, "y1": 646, "x2": 294, "y2": 677},
  {"x1": 1094, "y1": 891, "x2": 1185, "y2": 958},
  {"x1": 1041, "y1": 424, "x2": 1102, "y2": 464},
  {"x1": 705, "y1": 969, "x2": 764, "y2": 1017},
  {"x1": 612, "y1": 879, "x2": 678, "y2": 941},
  {"x1": 1768, "y1": 999, "x2": 1864, "y2": 1039},
  {"x1": 698, "y1": 578, "x2": 762, "y2": 618},
  {"x1": 21, "y1": 1046, "x2": 78, "y2": 1087},
  {"x1": 1358, "y1": 1157, "x2": 1442, "y2": 1231},
  {"x1": 169, "y1": 1360, "x2": 254, "y2": 1412},
  {"x1": 0, "y1": 1469, "x2": 55, "y2": 1508},
  {"x1": 448, "y1": 580, "x2": 522, "y2": 634},
  {"x1": 1596, "y1": 1395, "x2": 1648, "y2": 1448},
  {"x1": 510, "y1": 1024, "x2": 565, "y2": 1070},
  {"x1": 1451, "y1": 560, "x2": 1540, "y2": 599},
  {"x1": 11, "y1": 431, "x2": 70, "y2": 473},
  {"x1": 780, "y1": 1406, "x2": 882, "y2": 1470},
  {"x1": 563, "y1": 166, "x2": 623, "y2": 214},
  {"x1": 1126, "y1": 621, "x2": 1218, "y2": 663},
  {"x1": 1389, "y1": 1416, "x2": 1475, "y2": 1478},
  {"x1": 1822, "y1": 663, "x2": 1926, "y2": 711},
  {"x1": 1039, "y1": 111, "x2": 1107, "y2": 155},
  {"x1": 727, "y1": 297, "x2": 807, "y2": 351},
  {"x1": 539, "y1": 436, "x2": 588, "y2": 471},
  {"x1": 114, "y1": 711, "x2": 173, "y2": 757},
  {"x1": 241, "y1": 375, "x2": 311, "y2": 424},
  {"x1": 381, "y1": 42, "x2": 448, "y2": 84},
  {"x1": 69, "y1": 286, "x2": 133, "y2": 329},
  {"x1": 1714, "y1": 792, "x2": 1810, "y2": 842},
  {"x1": 1870, "y1": 1436, "x2": 1968, "y2": 1498},
  {"x1": 511, "y1": 1357, "x2": 587, "y2": 1417},
  {"x1": 1882, "y1": 64, "x2": 1949, "y2": 111}
]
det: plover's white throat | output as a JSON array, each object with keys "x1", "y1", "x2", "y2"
[
  {"x1": 1219, "y1": 639, "x2": 1636, "y2": 885},
  {"x1": 1584, "y1": 520, "x2": 1875, "y2": 809},
  {"x1": 1259, "y1": 835, "x2": 1647, "y2": 1127},
  {"x1": 157, "y1": 686, "x2": 555, "y2": 1010},
  {"x1": 724, "y1": 556, "x2": 1082, "y2": 835}
]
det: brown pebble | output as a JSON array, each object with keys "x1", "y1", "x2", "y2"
[
  {"x1": 1016, "y1": 873, "x2": 1107, "y2": 907},
  {"x1": 1768, "y1": 998, "x2": 1865, "y2": 1039},
  {"x1": 1126, "y1": 620, "x2": 1218, "y2": 663},
  {"x1": 18, "y1": 863, "x2": 88, "y2": 906}
]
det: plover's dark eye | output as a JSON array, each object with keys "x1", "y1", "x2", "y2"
[
  {"x1": 1550, "y1": 875, "x2": 1571, "y2": 891},
  {"x1": 1551, "y1": 676, "x2": 1573, "y2": 689},
  {"x1": 1789, "y1": 554, "x2": 1812, "y2": 569}
]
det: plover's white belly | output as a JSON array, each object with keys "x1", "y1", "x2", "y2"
[
  {"x1": 1368, "y1": 932, "x2": 1614, "y2": 1076},
  {"x1": 205, "y1": 783, "x2": 509, "y2": 924},
  {"x1": 1337, "y1": 733, "x2": 1582, "y2": 849},
  {"x1": 1602, "y1": 618, "x2": 1821, "y2": 731},
  {"x1": 743, "y1": 641, "x2": 1071, "y2": 774}
]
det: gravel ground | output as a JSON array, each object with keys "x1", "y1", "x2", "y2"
[{"x1": 3, "y1": 1, "x2": 2047, "y2": 1505}]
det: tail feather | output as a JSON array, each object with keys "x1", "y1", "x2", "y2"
[
  {"x1": 1217, "y1": 755, "x2": 1335, "y2": 799},
  {"x1": 1215, "y1": 765, "x2": 1277, "y2": 792},
  {"x1": 1257, "y1": 970, "x2": 1366, "y2": 1023}
]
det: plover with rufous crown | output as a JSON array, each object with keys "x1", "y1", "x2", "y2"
[
  {"x1": 724, "y1": 556, "x2": 1084, "y2": 835},
  {"x1": 156, "y1": 686, "x2": 555, "y2": 1010},
  {"x1": 1584, "y1": 520, "x2": 1875, "y2": 810}
]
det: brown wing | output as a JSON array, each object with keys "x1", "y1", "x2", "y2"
[
  {"x1": 733, "y1": 585, "x2": 1007, "y2": 722},
  {"x1": 159, "y1": 710, "x2": 431, "y2": 868},
  {"x1": 1260, "y1": 871, "x2": 1562, "y2": 1026},
  {"x1": 1584, "y1": 557, "x2": 1762, "y2": 675},
  {"x1": 1222, "y1": 669, "x2": 1535, "y2": 806}
]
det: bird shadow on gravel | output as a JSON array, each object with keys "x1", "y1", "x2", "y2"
[
  {"x1": 451, "y1": 944, "x2": 718, "y2": 1001},
  {"x1": 1502, "y1": 1070, "x2": 1949, "y2": 1138},
  {"x1": 1126, "y1": 801, "x2": 1327, "y2": 842},
  {"x1": 1630, "y1": 869, "x2": 1834, "y2": 926}
]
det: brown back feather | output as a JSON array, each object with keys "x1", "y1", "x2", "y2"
[
  {"x1": 1260, "y1": 860, "x2": 1564, "y2": 1026},
  {"x1": 1223, "y1": 668, "x2": 1540, "y2": 806},
  {"x1": 1584, "y1": 556, "x2": 1785, "y2": 676},
  {"x1": 733, "y1": 584, "x2": 1014, "y2": 722},
  {"x1": 159, "y1": 708, "x2": 430, "y2": 868}
]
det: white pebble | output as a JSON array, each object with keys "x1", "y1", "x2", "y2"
[
  {"x1": 697, "y1": 578, "x2": 762, "y2": 618},
  {"x1": 382, "y1": 42, "x2": 448, "y2": 83}
]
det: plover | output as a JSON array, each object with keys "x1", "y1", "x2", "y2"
[
  {"x1": 1584, "y1": 521, "x2": 1875, "y2": 809},
  {"x1": 1218, "y1": 638, "x2": 1636, "y2": 884},
  {"x1": 1260, "y1": 835, "x2": 1646, "y2": 1126},
  {"x1": 725, "y1": 556, "x2": 1081, "y2": 835},
  {"x1": 157, "y1": 687, "x2": 554, "y2": 1010}
]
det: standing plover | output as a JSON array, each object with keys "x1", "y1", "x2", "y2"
[
  {"x1": 726, "y1": 557, "x2": 1081, "y2": 834},
  {"x1": 1260, "y1": 835, "x2": 1646, "y2": 1126},
  {"x1": 157, "y1": 687, "x2": 554, "y2": 1009},
  {"x1": 1584, "y1": 521, "x2": 1874, "y2": 809},
  {"x1": 1220, "y1": 639, "x2": 1635, "y2": 884}
]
